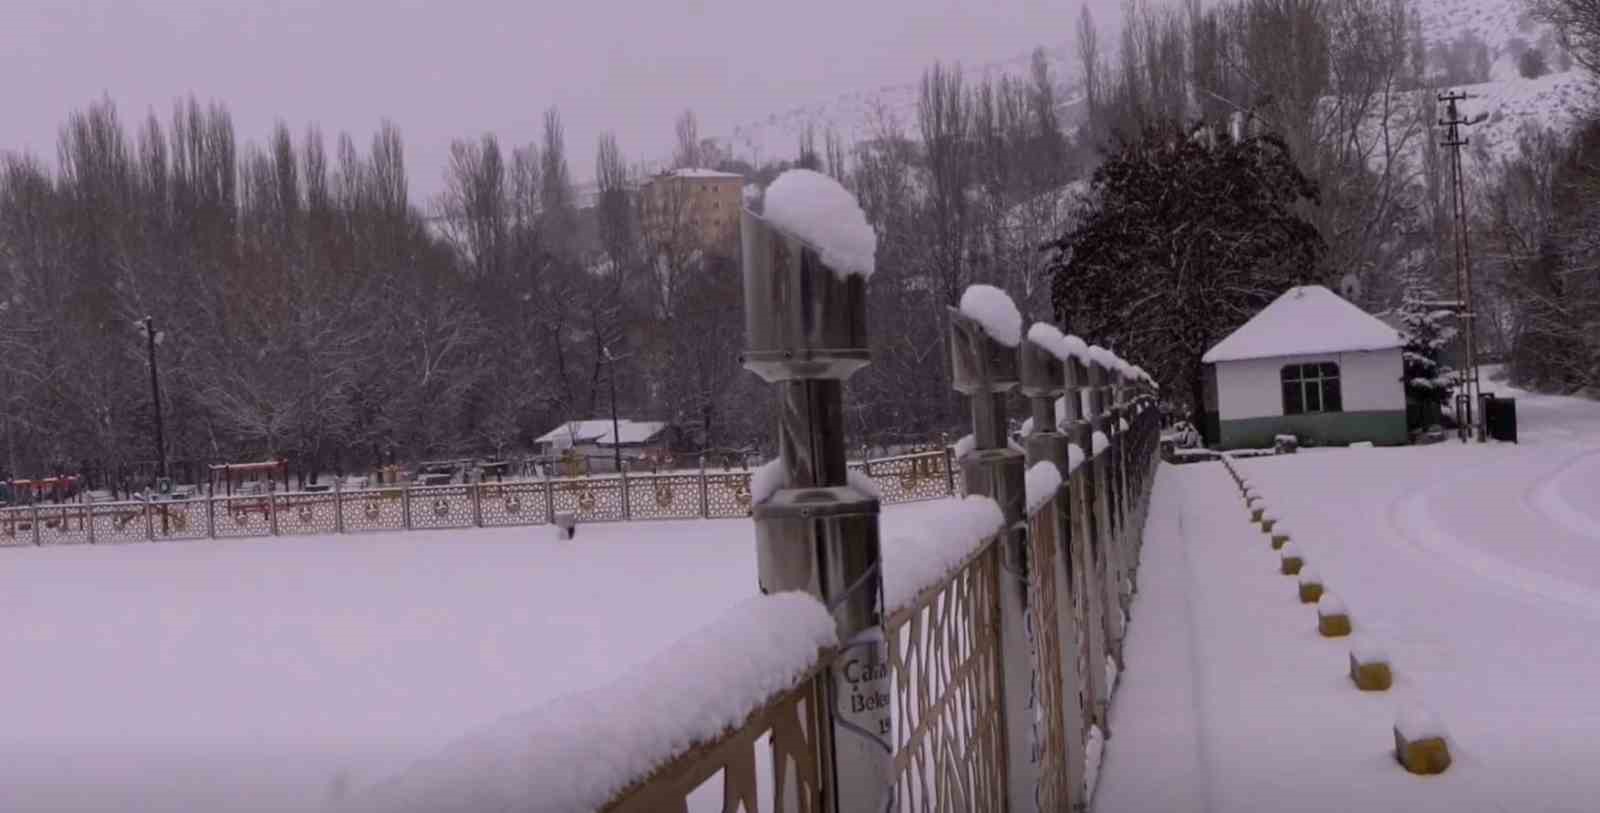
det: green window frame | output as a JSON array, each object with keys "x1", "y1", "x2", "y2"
[{"x1": 1281, "y1": 362, "x2": 1343, "y2": 415}]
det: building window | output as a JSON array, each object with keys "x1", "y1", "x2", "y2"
[{"x1": 1281, "y1": 362, "x2": 1342, "y2": 415}]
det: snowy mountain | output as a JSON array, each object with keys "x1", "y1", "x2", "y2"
[{"x1": 708, "y1": 0, "x2": 1587, "y2": 167}]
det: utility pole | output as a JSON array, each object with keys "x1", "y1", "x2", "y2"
[
  {"x1": 142, "y1": 317, "x2": 168, "y2": 483},
  {"x1": 1438, "y1": 92, "x2": 1486, "y2": 442}
]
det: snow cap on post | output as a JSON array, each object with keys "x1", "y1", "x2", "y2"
[
  {"x1": 1020, "y1": 323, "x2": 1068, "y2": 397},
  {"x1": 761, "y1": 169, "x2": 877, "y2": 279},
  {"x1": 949, "y1": 285, "x2": 1022, "y2": 395},
  {"x1": 740, "y1": 172, "x2": 871, "y2": 384}
]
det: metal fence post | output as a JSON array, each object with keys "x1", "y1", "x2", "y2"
[
  {"x1": 334, "y1": 482, "x2": 345, "y2": 534},
  {"x1": 698, "y1": 454, "x2": 709, "y2": 518},
  {"x1": 944, "y1": 445, "x2": 957, "y2": 496},
  {"x1": 471, "y1": 481, "x2": 483, "y2": 527},
  {"x1": 206, "y1": 496, "x2": 216, "y2": 539},
  {"x1": 619, "y1": 460, "x2": 631, "y2": 521},
  {"x1": 1085, "y1": 353, "x2": 1125, "y2": 681},
  {"x1": 144, "y1": 500, "x2": 155, "y2": 542},
  {"x1": 741, "y1": 188, "x2": 890, "y2": 813},
  {"x1": 268, "y1": 491, "x2": 279, "y2": 536},
  {"x1": 402, "y1": 485, "x2": 413, "y2": 530},
  {"x1": 1065, "y1": 353, "x2": 1109, "y2": 735},
  {"x1": 948, "y1": 299, "x2": 1038, "y2": 812},
  {"x1": 1021, "y1": 326, "x2": 1087, "y2": 806},
  {"x1": 87, "y1": 503, "x2": 96, "y2": 545},
  {"x1": 31, "y1": 504, "x2": 40, "y2": 546},
  {"x1": 541, "y1": 470, "x2": 555, "y2": 525}
]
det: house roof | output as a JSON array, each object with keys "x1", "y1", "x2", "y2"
[
  {"x1": 653, "y1": 168, "x2": 744, "y2": 181},
  {"x1": 1202, "y1": 285, "x2": 1403, "y2": 364},
  {"x1": 535, "y1": 419, "x2": 668, "y2": 446}
]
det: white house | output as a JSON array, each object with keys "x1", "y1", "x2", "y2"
[
  {"x1": 534, "y1": 419, "x2": 670, "y2": 471},
  {"x1": 1200, "y1": 286, "x2": 1407, "y2": 449}
]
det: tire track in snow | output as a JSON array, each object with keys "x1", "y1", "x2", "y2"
[
  {"x1": 1525, "y1": 448, "x2": 1600, "y2": 543},
  {"x1": 1386, "y1": 453, "x2": 1600, "y2": 622}
]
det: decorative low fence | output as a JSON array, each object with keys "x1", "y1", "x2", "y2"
[{"x1": 0, "y1": 450, "x2": 955, "y2": 547}]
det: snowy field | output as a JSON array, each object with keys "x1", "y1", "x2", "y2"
[
  {"x1": 1097, "y1": 377, "x2": 1600, "y2": 813},
  {"x1": 0, "y1": 499, "x2": 954, "y2": 812}
]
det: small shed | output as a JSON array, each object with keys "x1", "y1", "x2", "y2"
[
  {"x1": 1201, "y1": 286, "x2": 1407, "y2": 449},
  {"x1": 534, "y1": 419, "x2": 670, "y2": 472}
]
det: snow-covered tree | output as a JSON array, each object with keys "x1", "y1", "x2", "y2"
[{"x1": 1397, "y1": 271, "x2": 1457, "y2": 428}]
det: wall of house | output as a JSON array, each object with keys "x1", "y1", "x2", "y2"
[{"x1": 1215, "y1": 349, "x2": 1407, "y2": 448}]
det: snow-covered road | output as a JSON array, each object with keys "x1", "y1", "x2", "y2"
[{"x1": 1097, "y1": 381, "x2": 1600, "y2": 813}]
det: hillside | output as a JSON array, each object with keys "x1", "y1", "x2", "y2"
[{"x1": 708, "y1": 0, "x2": 1587, "y2": 167}]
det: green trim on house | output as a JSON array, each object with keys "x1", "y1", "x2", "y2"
[{"x1": 1217, "y1": 410, "x2": 1408, "y2": 450}]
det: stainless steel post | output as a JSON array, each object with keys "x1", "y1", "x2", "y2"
[
  {"x1": 1086, "y1": 355, "x2": 1124, "y2": 678},
  {"x1": 1064, "y1": 354, "x2": 1109, "y2": 735},
  {"x1": 1020, "y1": 329, "x2": 1086, "y2": 807},
  {"x1": 619, "y1": 459, "x2": 630, "y2": 521},
  {"x1": 739, "y1": 188, "x2": 889, "y2": 813},
  {"x1": 334, "y1": 482, "x2": 345, "y2": 534},
  {"x1": 949, "y1": 305, "x2": 1037, "y2": 811},
  {"x1": 31, "y1": 503, "x2": 40, "y2": 546}
]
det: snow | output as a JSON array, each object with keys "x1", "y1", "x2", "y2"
[
  {"x1": 1024, "y1": 461, "x2": 1063, "y2": 515},
  {"x1": 750, "y1": 457, "x2": 787, "y2": 504},
  {"x1": 761, "y1": 169, "x2": 877, "y2": 278},
  {"x1": 534, "y1": 418, "x2": 666, "y2": 447},
  {"x1": 1025, "y1": 322, "x2": 1084, "y2": 363},
  {"x1": 957, "y1": 285, "x2": 1022, "y2": 347},
  {"x1": 1201, "y1": 285, "x2": 1404, "y2": 364},
  {"x1": 879, "y1": 496, "x2": 1006, "y2": 613},
  {"x1": 1298, "y1": 565, "x2": 1321, "y2": 585},
  {"x1": 1061, "y1": 333, "x2": 1090, "y2": 364},
  {"x1": 1119, "y1": 418, "x2": 1129, "y2": 432},
  {"x1": 1086, "y1": 344, "x2": 1120, "y2": 371},
  {"x1": 1317, "y1": 592, "x2": 1348, "y2": 617},
  {"x1": 1279, "y1": 541, "x2": 1299, "y2": 559},
  {"x1": 1084, "y1": 724, "x2": 1106, "y2": 804},
  {"x1": 348, "y1": 592, "x2": 836, "y2": 813},
  {"x1": 1092, "y1": 431, "x2": 1110, "y2": 455},
  {"x1": 952, "y1": 434, "x2": 975, "y2": 460},
  {"x1": 1351, "y1": 639, "x2": 1389, "y2": 664},
  {"x1": 1067, "y1": 444, "x2": 1086, "y2": 474},
  {"x1": 848, "y1": 468, "x2": 883, "y2": 500},
  {"x1": 1396, "y1": 706, "x2": 1448, "y2": 741},
  {"x1": 660, "y1": 167, "x2": 744, "y2": 179}
]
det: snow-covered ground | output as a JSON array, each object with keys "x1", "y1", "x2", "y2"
[
  {"x1": 0, "y1": 500, "x2": 962, "y2": 812},
  {"x1": 1096, "y1": 377, "x2": 1600, "y2": 813}
]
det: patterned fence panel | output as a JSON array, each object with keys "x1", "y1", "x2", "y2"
[
  {"x1": 860, "y1": 450, "x2": 954, "y2": 505},
  {"x1": 1027, "y1": 501, "x2": 1073, "y2": 811},
  {"x1": 887, "y1": 540, "x2": 1007, "y2": 813},
  {"x1": 0, "y1": 507, "x2": 35, "y2": 546},
  {"x1": 408, "y1": 485, "x2": 476, "y2": 531},
  {"x1": 341, "y1": 488, "x2": 408, "y2": 533},
  {"x1": 623, "y1": 473, "x2": 704, "y2": 521},
  {"x1": 148, "y1": 501, "x2": 209, "y2": 541},
  {"x1": 477, "y1": 482, "x2": 550, "y2": 527},
  {"x1": 89, "y1": 502, "x2": 154, "y2": 544},
  {"x1": 212, "y1": 496, "x2": 275, "y2": 539},
  {"x1": 704, "y1": 472, "x2": 754, "y2": 519},
  {"x1": 271, "y1": 493, "x2": 342, "y2": 536},
  {"x1": 34, "y1": 505, "x2": 93, "y2": 545},
  {"x1": 550, "y1": 477, "x2": 626, "y2": 523}
]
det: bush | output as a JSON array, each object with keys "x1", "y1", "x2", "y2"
[{"x1": 1520, "y1": 49, "x2": 1550, "y2": 79}]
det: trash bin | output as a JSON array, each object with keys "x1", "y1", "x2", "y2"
[{"x1": 1482, "y1": 394, "x2": 1518, "y2": 444}]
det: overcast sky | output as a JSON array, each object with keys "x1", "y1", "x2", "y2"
[{"x1": 2, "y1": 0, "x2": 1112, "y2": 202}]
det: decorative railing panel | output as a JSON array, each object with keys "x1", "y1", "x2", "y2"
[
  {"x1": 34, "y1": 505, "x2": 93, "y2": 545},
  {"x1": 342, "y1": 488, "x2": 407, "y2": 533},
  {"x1": 213, "y1": 496, "x2": 275, "y2": 539},
  {"x1": 603, "y1": 671, "x2": 827, "y2": 813},
  {"x1": 407, "y1": 486, "x2": 476, "y2": 531},
  {"x1": 477, "y1": 482, "x2": 550, "y2": 527},
  {"x1": 704, "y1": 472, "x2": 755, "y2": 519},
  {"x1": 887, "y1": 541, "x2": 1007, "y2": 813},
  {"x1": 550, "y1": 477, "x2": 626, "y2": 523},
  {"x1": 90, "y1": 502, "x2": 155, "y2": 544},
  {"x1": 1027, "y1": 501, "x2": 1072, "y2": 811},
  {"x1": 272, "y1": 493, "x2": 341, "y2": 536},
  {"x1": 859, "y1": 451, "x2": 956, "y2": 505},
  {"x1": 624, "y1": 473, "x2": 704, "y2": 521}
]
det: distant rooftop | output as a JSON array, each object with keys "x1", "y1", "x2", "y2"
[
  {"x1": 651, "y1": 168, "x2": 744, "y2": 181},
  {"x1": 535, "y1": 419, "x2": 668, "y2": 447}
]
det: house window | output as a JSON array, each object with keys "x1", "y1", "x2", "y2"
[{"x1": 1281, "y1": 362, "x2": 1342, "y2": 415}]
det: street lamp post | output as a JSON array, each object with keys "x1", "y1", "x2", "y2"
[{"x1": 141, "y1": 317, "x2": 168, "y2": 485}]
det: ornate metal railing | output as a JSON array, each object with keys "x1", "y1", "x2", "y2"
[{"x1": 0, "y1": 449, "x2": 956, "y2": 547}]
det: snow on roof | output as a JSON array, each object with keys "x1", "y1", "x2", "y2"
[
  {"x1": 659, "y1": 167, "x2": 744, "y2": 180},
  {"x1": 1201, "y1": 285, "x2": 1404, "y2": 364},
  {"x1": 762, "y1": 169, "x2": 877, "y2": 278},
  {"x1": 535, "y1": 419, "x2": 667, "y2": 446},
  {"x1": 958, "y1": 285, "x2": 1023, "y2": 347}
]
